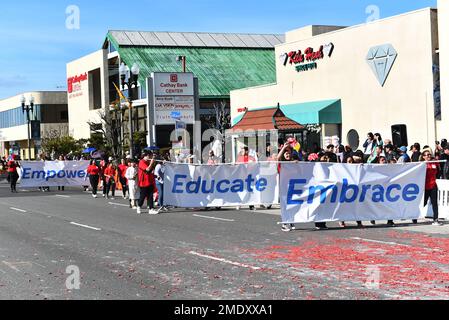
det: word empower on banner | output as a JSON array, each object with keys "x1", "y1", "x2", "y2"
[
  {"x1": 22, "y1": 168, "x2": 86, "y2": 181},
  {"x1": 287, "y1": 178, "x2": 420, "y2": 205}
]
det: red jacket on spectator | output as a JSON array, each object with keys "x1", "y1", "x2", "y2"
[
  {"x1": 425, "y1": 163, "x2": 439, "y2": 190},
  {"x1": 104, "y1": 167, "x2": 116, "y2": 177},
  {"x1": 237, "y1": 155, "x2": 256, "y2": 163},
  {"x1": 87, "y1": 165, "x2": 100, "y2": 176},
  {"x1": 118, "y1": 164, "x2": 128, "y2": 178},
  {"x1": 138, "y1": 159, "x2": 155, "y2": 188}
]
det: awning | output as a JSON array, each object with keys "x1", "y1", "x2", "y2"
[
  {"x1": 281, "y1": 99, "x2": 341, "y2": 124},
  {"x1": 228, "y1": 105, "x2": 304, "y2": 135}
]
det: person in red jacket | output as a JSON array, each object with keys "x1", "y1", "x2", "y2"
[
  {"x1": 118, "y1": 159, "x2": 129, "y2": 200},
  {"x1": 87, "y1": 160, "x2": 100, "y2": 198},
  {"x1": 137, "y1": 152, "x2": 157, "y2": 215},
  {"x1": 421, "y1": 151, "x2": 442, "y2": 226},
  {"x1": 104, "y1": 162, "x2": 117, "y2": 200},
  {"x1": 7, "y1": 155, "x2": 20, "y2": 193}
]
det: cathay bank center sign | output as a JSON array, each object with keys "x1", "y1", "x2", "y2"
[{"x1": 151, "y1": 72, "x2": 195, "y2": 125}]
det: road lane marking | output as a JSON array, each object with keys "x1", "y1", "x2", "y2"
[
  {"x1": 70, "y1": 222, "x2": 102, "y2": 231},
  {"x1": 351, "y1": 237, "x2": 443, "y2": 252},
  {"x1": 108, "y1": 202, "x2": 130, "y2": 207},
  {"x1": 351, "y1": 237, "x2": 412, "y2": 247},
  {"x1": 189, "y1": 251, "x2": 261, "y2": 270},
  {"x1": 55, "y1": 195, "x2": 71, "y2": 198},
  {"x1": 193, "y1": 214, "x2": 235, "y2": 222},
  {"x1": 10, "y1": 207, "x2": 27, "y2": 213}
]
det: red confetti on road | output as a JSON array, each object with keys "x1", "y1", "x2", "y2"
[{"x1": 244, "y1": 231, "x2": 449, "y2": 299}]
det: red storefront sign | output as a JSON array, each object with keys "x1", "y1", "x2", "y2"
[
  {"x1": 67, "y1": 73, "x2": 88, "y2": 94},
  {"x1": 282, "y1": 43, "x2": 334, "y2": 67}
]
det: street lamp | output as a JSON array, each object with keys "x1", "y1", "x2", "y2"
[
  {"x1": 119, "y1": 62, "x2": 140, "y2": 158},
  {"x1": 21, "y1": 95, "x2": 34, "y2": 160},
  {"x1": 176, "y1": 56, "x2": 186, "y2": 73}
]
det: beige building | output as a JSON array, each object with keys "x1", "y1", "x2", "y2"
[
  {"x1": 66, "y1": 49, "x2": 110, "y2": 139},
  {"x1": 0, "y1": 91, "x2": 68, "y2": 160},
  {"x1": 438, "y1": 0, "x2": 449, "y2": 137},
  {"x1": 231, "y1": 6, "x2": 446, "y2": 153}
]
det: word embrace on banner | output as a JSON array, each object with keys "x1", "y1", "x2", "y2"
[
  {"x1": 18, "y1": 161, "x2": 89, "y2": 188},
  {"x1": 164, "y1": 163, "x2": 279, "y2": 208},
  {"x1": 280, "y1": 162, "x2": 427, "y2": 223}
]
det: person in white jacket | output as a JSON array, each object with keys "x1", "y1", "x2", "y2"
[{"x1": 125, "y1": 159, "x2": 140, "y2": 210}]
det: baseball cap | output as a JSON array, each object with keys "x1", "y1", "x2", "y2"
[{"x1": 399, "y1": 146, "x2": 408, "y2": 152}]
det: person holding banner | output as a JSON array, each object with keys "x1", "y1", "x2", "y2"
[
  {"x1": 420, "y1": 151, "x2": 443, "y2": 226},
  {"x1": 154, "y1": 155, "x2": 168, "y2": 212},
  {"x1": 57, "y1": 155, "x2": 66, "y2": 191},
  {"x1": 137, "y1": 152, "x2": 157, "y2": 215},
  {"x1": 7, "y1": 155, "x2": 20, "y2": 193},
  {"x1": 236, "y1": 147, "x2": 257, "y2": 211},
  {"x1": 87, "y1": 160, "x2": 100, "y2": 198}
]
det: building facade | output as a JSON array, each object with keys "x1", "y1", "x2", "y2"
[
  {"x1": 0, "y1": 91, "x2": 68, "y2": 160},
  {"x1": 230, "y1": 7, "x2": 445, "y2": 154},
  {"x1": 67, "y1": 30, "x2": 284, "y2": 156}
]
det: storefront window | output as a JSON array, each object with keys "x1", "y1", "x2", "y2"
[{"x1": 347, "y1": 129, "x2": 360, "y2": 151}]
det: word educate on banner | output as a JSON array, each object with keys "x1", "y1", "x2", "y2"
[
  {"x1": 287, "y1": 178, "x2": 420, "y2": 205},
  {"x1": 172, "y1": 174, "x2": 268, "y2": 194},
  {"x1": 164, "y1": 163, "x2": 279, "y2": 208}
]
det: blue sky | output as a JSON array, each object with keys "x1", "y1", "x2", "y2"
[{"x1": 0, "y1": 0, "x2": 437, "y2": 99}]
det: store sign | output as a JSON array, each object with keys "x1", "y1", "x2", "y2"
[
  {"x1": 67, "y1": 73, "x2": 87, "y2": 98},
  {"x1": 152, "y1": 73, "x2": 195, "y2": 125},
  {"x1": 281, "y1": 43, "x2": 334, "y2": 73},
  {"x1": 154, "y1": 73, "x2": 194, "y2": 96},
  {"x1": 366, "y1": 44, "x2": 397, "y2": 87}
]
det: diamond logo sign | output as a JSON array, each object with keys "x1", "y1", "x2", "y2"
[{"x1": 366, "y1": 44, "x2": 398, "y2": 87}]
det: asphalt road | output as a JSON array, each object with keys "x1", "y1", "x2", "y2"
[{"x1": 1, "y1": 183, "x2": 449, "y2": 300}]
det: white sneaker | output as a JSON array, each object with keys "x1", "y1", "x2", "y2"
[
  {"x1": 136, "y1": 207, "x2": 142, "y2": 215},
  {"x1": 148, "y1": 209, "x2": 158, "y2": 215},
  {"x1": 432, "y1": 221, "x2": 443, "y2": 226},
  {"x1": 102, "y1": 194, "x2": 106, "y2": 198},
  {"x1": 236, "y1": 206, "x2": 241, "y2": 211},
  {"x1": 92, "y1": 194, "x2": 98, "y2": 198},
  {"x1": 163, "y1": 207, "x2": 169, "y2": 212},
  {"x1": 132, "y1": 206, "x2": 137, "y2": 210},
  {"x1": 281, "y1": 224, "x2": 292, "y2": 232},
  {"x1": 110, "y1": 197, "x2": 115, "y2": 200}
]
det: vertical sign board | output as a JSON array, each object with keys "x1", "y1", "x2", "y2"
[{"x1": 152, "y1": 72, "x2": 195, "y2": 125}]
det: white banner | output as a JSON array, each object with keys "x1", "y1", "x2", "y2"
[
  {"x1": 280, "y1": 162, "x2": 427, "y2": 223},
  {"x1": 18, "y1": 161, "x2": 89, "y2": 188},
  {"x1": 164, "y1": 163, "x2": 279, "y2": 208}
]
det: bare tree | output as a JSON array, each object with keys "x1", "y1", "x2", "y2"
[{"x1": 87, "y1": 108, "x2": 122, "y2": 158}]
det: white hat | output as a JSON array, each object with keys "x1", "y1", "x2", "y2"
[{"x1": 108, "y1": 157, "x2": 113, "y2": 161}]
